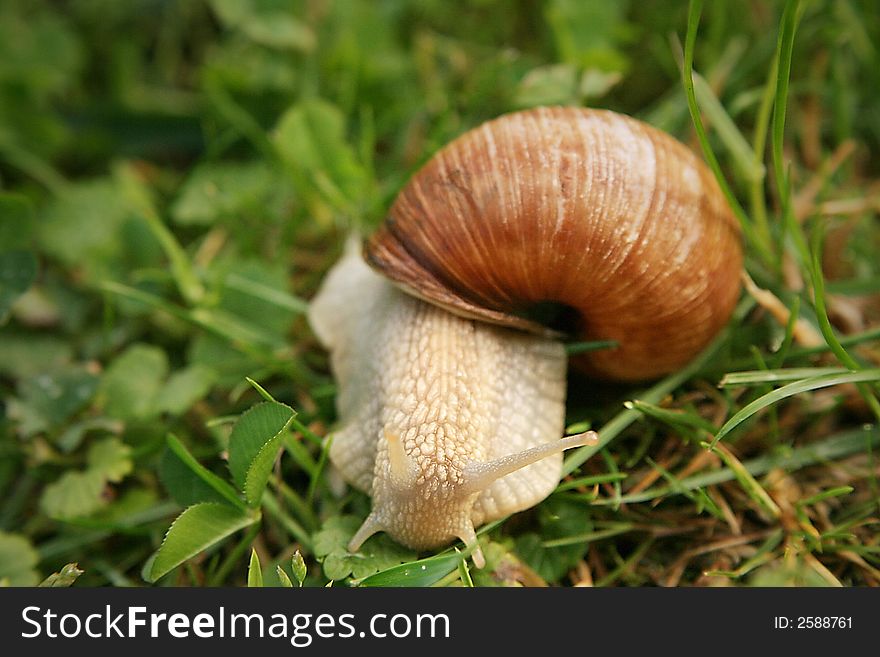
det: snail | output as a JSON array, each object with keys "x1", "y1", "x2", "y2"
[{"x1": 308, "y1": 106, "x2": 742, "y2": 568}]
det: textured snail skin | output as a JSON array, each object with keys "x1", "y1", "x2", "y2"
[
  {"x1": 308, "y1": 239, "x2": 595, "y2": 567},
  {"x1": 309, "y1": 107, "x2": 741, "y2": 565},
  {"x1": 367, "y1": 106, "x2": 743, "y2": 381}
]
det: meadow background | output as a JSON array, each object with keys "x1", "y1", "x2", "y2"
[{"x1": 1, "y1": 0, "x2": 878, "y2": 587}]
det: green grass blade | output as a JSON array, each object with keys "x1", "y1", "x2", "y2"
[
  {"x1": 749, "y1": 55, "x2": 779, "y2": 254},
  {"x1": 704, "y1": 529, "x2": 784, "y2": 579},
  {"x1": 692, "y1": 72, "x2": 765, "y2": 184},
  {"x1": 646, "y1": 457, "x2": 724, "y2": 519},
  {"x1": 808, "y1": 226, "x2": 880, "y2": 421},
  {"x1": 682, "y1": 0, "x2": 772, "y2": 266},
  {"x1": 99, "y1": 281, "x2": 287, "y2": 364},
  {"x1": 725, "y1": 326, "x2": 880, "y2": 371},
  {"x1": 797, "y1": 486, "x2": 854, "y2": 507},
  {"x1": 702, "y1": 442, "x2": 780, "y2": 518},
  {"x1": 713, "y1": 369, "x2": 880, "y2": 445},
  {"x1": 246, "y1": 377, "x2": 278, "y2": 402},
  {"x1": 809, "y1": 227, "x2": 862, "y2": 371},
  {"x1": 116, "y1": 164, "x2": 204, "y2": 304},
  {"x1": 625, "y1": 399, "x2": 718, "y2": 434},
  {"x1": 354, "y1": 551, "x2": 464, "y2": 587},
  {"x1": 770, "y1": 294, "x2": 800, "y2": 369},
  {"x1": 456, "y1": 550, "x2": 474, "y2": 587},
  {"x1": 771, "y1": 0, "x2": 800, "y2": 208},
  {"x1": 597, "y1": 427, "x2": 878, "y2": 506},
  {"x1": 260, "y1": 493, "x2": 313, "y2": 552},
  {"x1": 555, "y1": 472, "x2": 628, "y2": 492},
  {"x1": 719, "y1": 367, "x2": 849, "y2": 387},
  {"x1": 541, "y1": 522, "x2": 634, "y2": 549},
  {"x1": 565, "y1": 339, "x2": 618, "y2": 355},
  {"x1": 225, "y1": 273, "x2": 309, "y2": 314}
]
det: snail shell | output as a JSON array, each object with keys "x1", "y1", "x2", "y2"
[{"x1": 366, "y1": 106, "x2": 742, "y2": 381}]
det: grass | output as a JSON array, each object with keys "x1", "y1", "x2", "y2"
[{"x1": 0, "y1": 0, "x2": 879, "y2": 587}]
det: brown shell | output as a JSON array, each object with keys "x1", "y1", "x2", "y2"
[{"x1": 366, "y1": 107, "x2": 742, "y2": 381}]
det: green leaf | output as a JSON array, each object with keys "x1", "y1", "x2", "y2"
[
  {"x1": 40, "y1": 470, "x2": 107, "y2": 519},
  {"x1": 0, "y1": 10, "x2": 81, "y2": 102},
  {"x1": 240, "y1": 12, "x2": 315, "y2": 51},
  {"x1": 514, "y1": 64, "x2": 579, "y2": 108},
  {"x1": 243, "y1": 431, "x2": 286, "y2": 506},
  {"x1": 312, "y1": 515, "x2": 361, "y2": 559},
  {"x1": 291, "y1": 550, "x2": 306, "y2": 586},
  {"x1": 276, "y1": 565, "x2": 293, "y2": 587},
  {"x1": 545, "y1": 0, "x2": 631, "y2": 70},
  {"x1": 147, "y1": 502, "x2": 257, "y2": 582},
  {"x1": 98, "y1": 343, "x2": 169, "y2": 420},
  {"x1": 210, "y1": 0, "x2": 315, "y2": 52},
  {"x1": 171, "y1": 161, "x2": 276, "y2": 226},
  {"x1": 83, "y1": 488, "x2": 163, "y2": 528},
  {"x1": 227, "y1": 401, "x2": 296, "y2": 492},
  {"x1": 160, "y1": 434, "x2": 247, "y2": 510},
  {"x1": 218, "y1": 260, "x2": 301, "y2": 339},
  {"x1": 159, "y1": 448, "x2": 228, "y2": 508},
  {"x1": 188, "y1": 333, "x2": 263, "y2": 388},
  {"x1": 0, "y1": 333, "x2": 72, "y2": 379},
  {"x1": 273, "y1": 99, "x2": 369, "y2": 213},
  {"x1": 0, "y1": 250, "x2": 37, "y2": 321},
  {"x1": 39, "y1": 563, "x2": 84, "y2": 587},
  {"x1": 247, "y1": 548, "x2": 263, "y2": 587},
  {"x1": 515, "y1": 497, "x2": 594, "y2": 582},
  {"x1": 207, "y1": 0, "x2": 250, "y2": 23},
  {"x1": 39, "y1": 436, "x2": 134, "y2": 520},
  {"x1": 0, "y1": 193, "x2": 36, "y2": 249},
  {"x1": 154, "y1": 364, "x2": 217, "y2": 416},
  {"x1": 86, "y1": 438, "x2": 133, "y2": 483},
  {"x1": 0, "y1": 531, "x2": 40, "y2": 586},
  {"x1": 16, "y1": 366, "x2": 98, "y2": 432},
  {"x1": 313, "y1": 516, "x2": 416, "y2": 582},
  {"x1": 37, "y1": 179, "x2": 162, "y2": 283}
]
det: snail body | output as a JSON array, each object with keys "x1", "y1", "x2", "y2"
[{"x1": 308, "y1": 107, "x2": 742, "y2": 567}]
